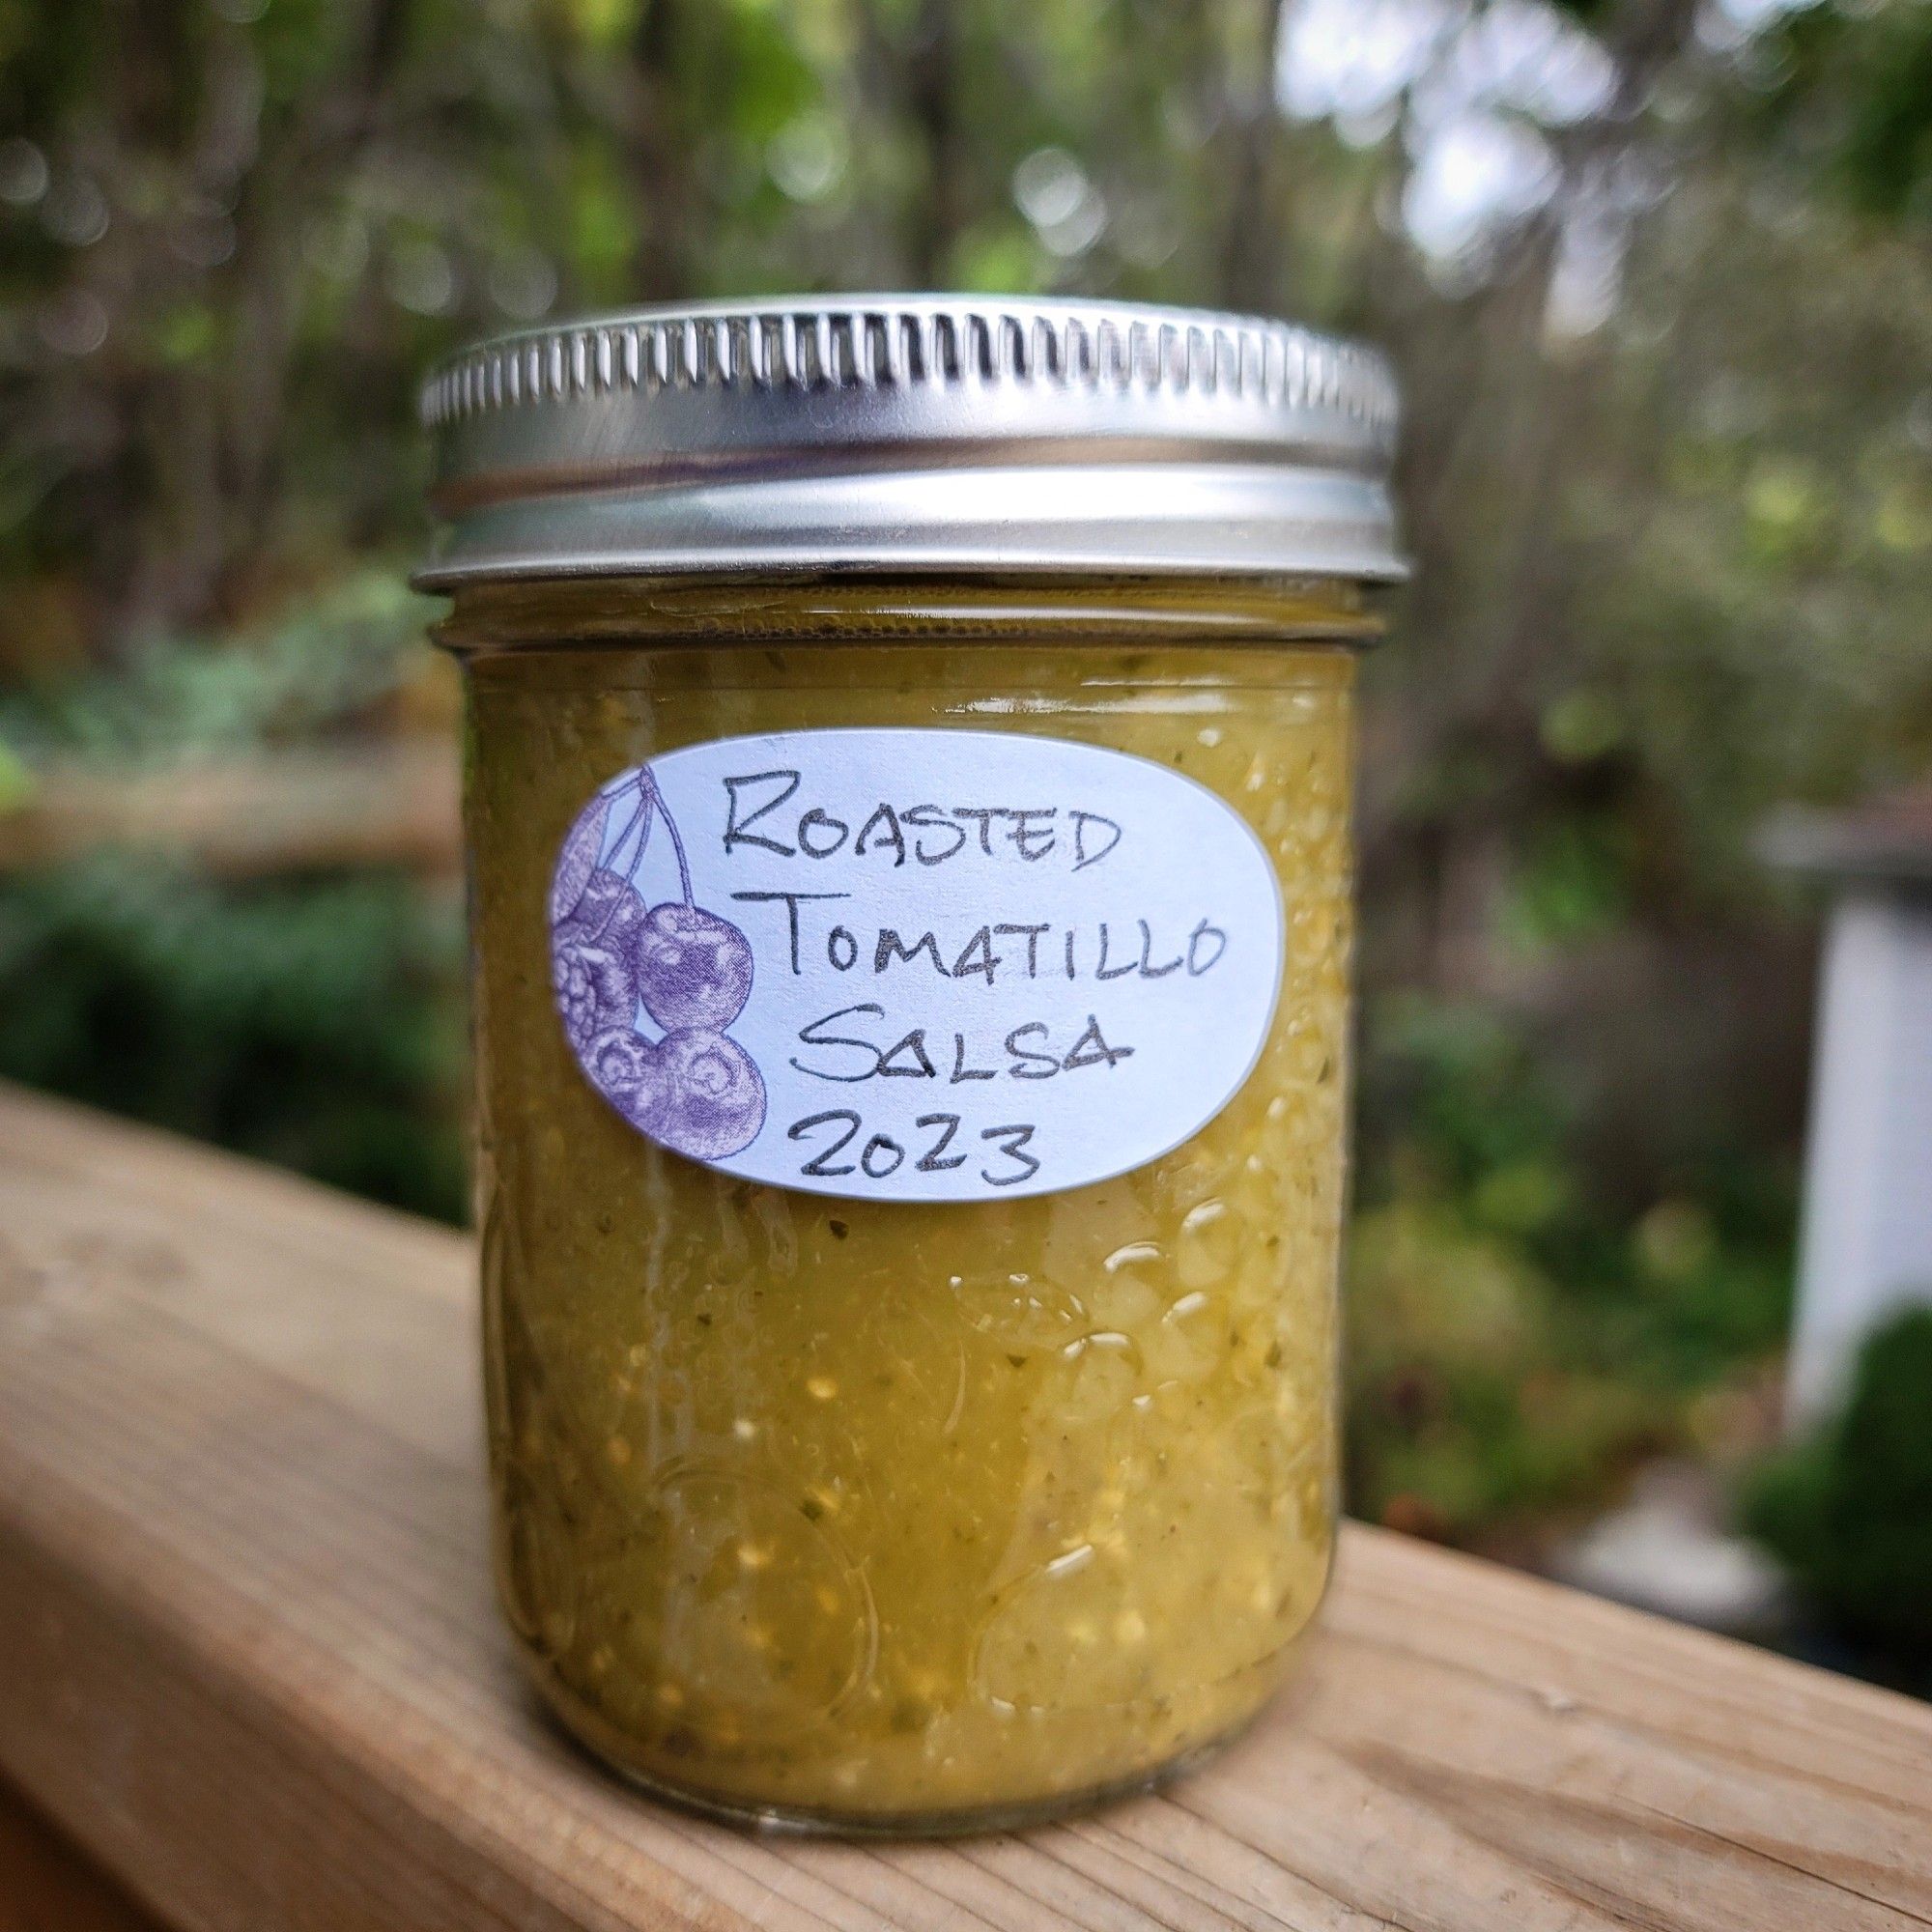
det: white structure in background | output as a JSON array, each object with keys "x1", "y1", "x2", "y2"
[{"x1": 1765, "y1": 789, "x2": 1932, "y2": 1423}]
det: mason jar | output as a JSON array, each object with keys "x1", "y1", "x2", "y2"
[{"x1": 418, "y1": 298, "x2": 1402, "y2": 1833}]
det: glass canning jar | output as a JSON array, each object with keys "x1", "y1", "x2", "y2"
[{"x1": 418, "y1": 298, "x2": 1402, "y2": 1833}]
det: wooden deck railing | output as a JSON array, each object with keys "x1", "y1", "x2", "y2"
[{"x1": 1, "y1": 1083, "x2": 1927, "y2": 1930}]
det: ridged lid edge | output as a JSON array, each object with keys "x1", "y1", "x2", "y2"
[{"x1": 420, "y1": 295, "x2": 1399, "y2": 449}]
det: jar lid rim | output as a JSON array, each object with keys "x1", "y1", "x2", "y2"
[{"x1": 417, "y1": 294, "x2": 1405, "y2": 587}]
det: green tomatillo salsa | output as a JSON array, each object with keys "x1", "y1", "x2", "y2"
[{"x1": 450, "y1": 582, "x2": 1362, "y2": 1828}]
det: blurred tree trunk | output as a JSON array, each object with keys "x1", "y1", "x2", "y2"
[
  {"x1": 625, "y1": 0, "x2": 698, "y2": 303},
  {"x1": 1218, "y1": 0, "x2": 1290, "y2": 312},
  {"x1": 908, "y1": 0, "x2": 965, "y2": 287},
  {"x1": 1360, "y1": 0, "x2": 1706, "y2": 996},
  {"x1": 116, "y1": 0, "x2": 416, "y2": 641},
  {"x1": 859, "y1": 0, "x2": 965, "y2": 288}
]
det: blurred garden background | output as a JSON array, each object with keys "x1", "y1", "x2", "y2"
[{"x1": 2, "y1": 0, "x2": 1929, "y2": 1681}]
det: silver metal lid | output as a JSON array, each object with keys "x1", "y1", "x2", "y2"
[{"x1": 416, "y1": 295, "x2": 1403, "y2": 588}]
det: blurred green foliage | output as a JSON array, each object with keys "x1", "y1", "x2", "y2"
[
  {"x1": 1744, "y1": 1310, "x2": 1932, "y2": 1688},
  {"x1": 3, "y1": 0, "x2": 1930, "y2": 1622},
  {"x1": 0, "y1": 856, "x2": 468, "y2": 1219},
  {"x1": 5, "y1": 574, "x2": 434, "y2": 761},
  {"x1": 1347, "y1": 991, "x2": 1794, "y2": 1541},
  {"x1": 0, "y1": 576, "x2": 468, "y2": 1219}
]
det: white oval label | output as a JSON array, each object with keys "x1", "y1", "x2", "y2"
[{"x1": 547, "y1": 728, "x2": 1284, "y2": 1202}]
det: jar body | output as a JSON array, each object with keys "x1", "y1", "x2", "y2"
[{"x1": 452, "y1": 580, "x2": 1363, "y2": 1831}]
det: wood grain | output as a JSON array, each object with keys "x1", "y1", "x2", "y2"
[
  {"x1": 0, "y1": 1082, "x2": 1926, "y2": 1932},
  {"x1": 0, "y1": 740, "x2": 460, "y2": 878},
  {"x1": 0, "y1": 1782, "x2": 166, "y2": 1932}
]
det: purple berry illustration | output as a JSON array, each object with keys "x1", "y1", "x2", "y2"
[
  {"x1": 582, "y1": 1027, "x2": 668, "y2": 1126},
  {"x1": 549, "y1": 762, "x2": 767, "y2": 1164},
  {"x1": 654, "y1": 1028, "x2": 766, "y2": 1159},
  {"x1": 550, "y1": 778, "x2": 648, "y2": 1049},
  {"x1": 552, "y1": 931, "x2": 637, "y2": 1052},
  {"x1": 550, "y1": 790, "x2": 611, "y2": 924},
  {"x1": 636, "y1": 902, "x2": 753, "y2": 1031},
  {"x1": 565, "y1": 867, "x2": 648, "y2": 962},
  {"x1": 629, "y1": 769, "x2": 755, "y2": 1032}
]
